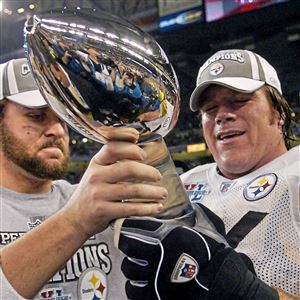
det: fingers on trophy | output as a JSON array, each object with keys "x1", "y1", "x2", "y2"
[{"x1": 24, "y1": 9, "x2": 195, "y2": 237}]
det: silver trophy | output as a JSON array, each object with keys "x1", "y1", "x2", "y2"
[{"x1": 24, "y1": 9, "x2": 194, "y2": 226}]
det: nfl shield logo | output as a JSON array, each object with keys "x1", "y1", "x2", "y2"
[{"x1": 171, "y1": 253, "x2": 199, "y2": 283}]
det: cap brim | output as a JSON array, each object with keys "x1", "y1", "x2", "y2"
[
  {"x1": 189, "y1": 77, "x2": 265, "y2": 112},
  {"x1": 6, "y1": 90, "x2": 47, "y2": 108}
]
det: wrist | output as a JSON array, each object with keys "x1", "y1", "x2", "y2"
[
  {"x1": 247, "y1": 277, "x2": 279, "y2": 300},
  {"x1": 206, "y1": 249, "x2": 279, "y2": 300},
  {"x1": 56, "y1": 206, "x2": 91, "y2": 244}
]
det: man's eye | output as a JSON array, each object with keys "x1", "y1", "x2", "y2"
[
  {"x1": 202, "y1": 105, "x2": 217, "y2": 113},
  {"x1": 233, "y1": 100, "x2": 248, "y2": 107},
  {"x1": 28, "y1": 113, "x2": 44, "y2": 120},
  {"x1": 235, "y1": 98, "x2": 249, "y2": 104}
]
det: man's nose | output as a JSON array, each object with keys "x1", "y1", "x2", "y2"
[
  {"x1": 44, "y1": 117, "x2": 68, "y2": 138},
  {"x1": 215, "y1": 107, "x2": 236, "y2": 125}
]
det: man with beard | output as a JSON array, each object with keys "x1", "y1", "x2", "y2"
[{"x1": 0, "y1": 58, "x2": 167, "y2": 299}]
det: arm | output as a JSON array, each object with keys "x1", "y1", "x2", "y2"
[
  {"x1": 0, "y1": 130, "x2": 167, "y2": 299},
  {"x1": 0, "y1": 210, "x2": 88, "y2": 298},
  {"x1": 277, "y1": 289, "x2": 299, "y2": 300}
]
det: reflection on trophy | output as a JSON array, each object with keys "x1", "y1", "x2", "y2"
[{"x1": 24, "y1": 9, "x2": 194, "y2": 226}]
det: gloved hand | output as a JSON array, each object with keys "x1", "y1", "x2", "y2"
[
  {"x1": 115, "y1": 204, "x2": 279, "y2": 300},
  {"x1": 114, "y1": 203, "x2": 226, "y2": 299}
]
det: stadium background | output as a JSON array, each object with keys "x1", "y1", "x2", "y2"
[{"x1": 1, "y1": 0, "x2": 299, "y2": 182}]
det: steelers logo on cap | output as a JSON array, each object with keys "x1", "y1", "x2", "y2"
[{"x1": 210, "y1": 62, "x2": 224, "y2": 76}]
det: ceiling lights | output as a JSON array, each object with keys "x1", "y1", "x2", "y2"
[{"x1": 0, "y1": 2, "x2": 36, "y2": 16}]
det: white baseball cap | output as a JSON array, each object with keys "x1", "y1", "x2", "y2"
[
  {"x1": 190, "y1": 49, "x2": 282, "y2": 112},
  {"x1": 0, "y1": 58, "x2": 47, "y2": 108}
]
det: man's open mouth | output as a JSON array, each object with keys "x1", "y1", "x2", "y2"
[{"x1": 217, "y1": 131, "x2": 245, "y2": 140}]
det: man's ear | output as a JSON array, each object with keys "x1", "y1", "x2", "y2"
[{"x1": 0, "y1": 100, "x2": 7, "y2": 120}]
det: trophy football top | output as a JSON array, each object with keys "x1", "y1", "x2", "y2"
[{"x1": 24, "y1": 9, "x2": 180, "y2": 144}]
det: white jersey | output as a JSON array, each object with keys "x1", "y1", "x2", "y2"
[
  {"x1": 0, "y1": 180, "x2": 126, "y2": 300},
  {"x1": 181, "y1": 145, "x2": 300, "y2": 297}
]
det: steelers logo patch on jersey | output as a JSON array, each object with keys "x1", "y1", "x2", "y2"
[
  {"x1": 78, "y1": 267, "x2": 108, "y2": 300},
  {"x1": 243, "y1": 173, "x2": 278, "y2": 201}
]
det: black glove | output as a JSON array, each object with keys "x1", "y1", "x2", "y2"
[
  {"x1": 204, "y1": 248, "x2": 279, "y2": 300},
  {"x1": 116, "y1": 204, "x2": 279, "y2": 300},
  {"x1": 115, "y1": 204, "x2": 225, "y2": 299}
]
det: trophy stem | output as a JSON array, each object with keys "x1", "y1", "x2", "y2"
[
  {"x1": 140, "y1": 138, "x2": 195, "y2": 225},
  {"x1": 113, "y1": 138, "x2": 195, "y2": 247}
]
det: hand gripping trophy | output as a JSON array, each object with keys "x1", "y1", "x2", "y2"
[{"x1": 24, "y1": 9, "x2": 196, "y2": 233}]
